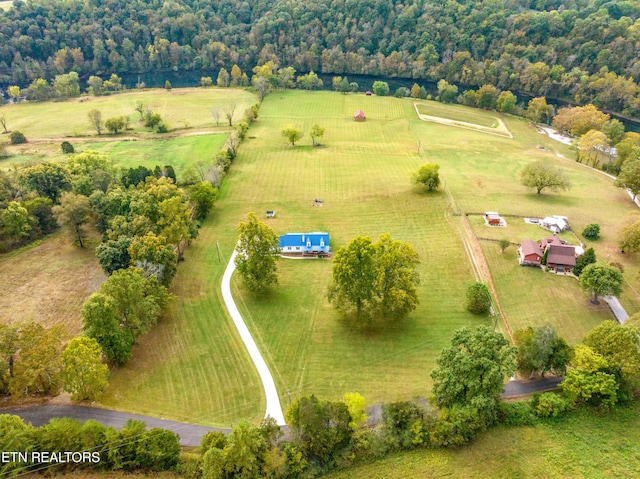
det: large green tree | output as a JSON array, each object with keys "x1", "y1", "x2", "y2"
[
  {"x1": 128, "y1": 232, "x2": 178, "y2": 287},
  {"x1": 615, "y1": 157, "x2": 640, "y2": 201},
  {"x1": 520, "y1": 160, "x2": 571, "y2": 194},
  {"x1": 235, "y1": 212, "x2": 280, "y2": 291},
  {"x1": 514, "y1": 324, "x2": 572, "y2": 377},
  {"x1": 327, "y1": 233, "x2": 420, "y2": 323},
  {"x1": 61, "y1": 337, "x2": 109, "y2": 401},
  {"x1": 19, "y1": 162, "x2": 71, "y2": 202},
  {"x1": 584, "y1": 321, "x2": 640, "y2": 394},
  {"x1": 1, "y1": 201, "x2": 31, "y2": 240},
  {"x1": 431, "y1": 326, "x2": 516, "y2": 415},
  {"x1": 286, "y1": 395, "x2": 353, "y2": 471},
  {"x1": 82, "y1": 293, "x2": 134, "y2": 364},
  {"x1": 412, "y1": 163, "x2": 440, "y2": 191},
  {"x1": 561, "y1": 344, "x2": 618, "y2": 408},
  {"x1": 187, "y1": 181, "x2": 218, "y2": 221},
  {"x1": 281, "y1": 125, "x2": 303, "y2": 146},
  {"x1": 579, "y1": 263, "x2": 623, "y2": 303}
]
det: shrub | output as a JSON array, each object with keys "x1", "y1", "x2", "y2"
[
  {"x1": 9, "y1": 130, "x2": 26, "y2": 144},
  {"x1": 531, "y1": 392, "x2": 571, "y2": 419},
  {"x1": 61, "y1": 141, "x2": 74, "y2": 153},
  {"x1": 498, "y1": 401, "x2": 537, "y2": 426},
  {"x1": 156, "y1": 122, "x2": 169, "y2": 133},
  {"x1": 582, "y1": 223, "x2": 600, "y2": 240},
  {"x1": 466, "y1": 282, "x2": 492, "y2": 314},
  {"x1": 176, "y1": 452, "x2": 203, "y2": 479},
  {"x1": 430, "y1": 405, "x2": 485, "y2": 447},
  {"x1": 381, "y1": 401, "x2": 429, "y2": 450}
]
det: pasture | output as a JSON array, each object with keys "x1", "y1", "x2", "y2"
[
  {"x1": 0, "y1": 232, "x2": 105, "y2": 336},
  {"x1": 0, "y1": 87, "x2": 254, "y2": 139},
  {"x1": 327, "y1": 401, "x2": 640, "y2": 479}
]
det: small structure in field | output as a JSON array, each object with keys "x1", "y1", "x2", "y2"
[
  {"x1": 541, "y1": 216, "x2": 568, "y2": 233},
  {"x1": 312, "y1": 198, "x2": 324, "y2": 207},
  {"x1": 365, "y1": 91, "x2": 372, "y2": 96},
  {"x1": 279, "y1": 232, "x2": 330, "y2": 256},
  {"x1": 484, "y1": 212, "x2": 507, "y2": 227},
  {"x1": 266, "y1": 210, "x2": 276, "y2": 219},
  {"x1": 518, "y1": 239, "x2": 543, "y2": 266},
  {"x1": 354, "y1": 110, "x2": 366, "y2": 121}
]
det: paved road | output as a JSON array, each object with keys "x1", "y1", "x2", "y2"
[
  {"x1": 221, "y1": 250, "x2": 286, "y2": 425},
  {"x1": 0, "y1": 404, "x2": 227, "y2": 446},
  {"x1": 502, "y1": 376, "x2": 563, "y2": 397},
  {"x1": 366, "y1": 377, "x2": 564, "y2": 425},
  {"x1": 603, "y1": 295, "x2": 630, "y2": 324}
]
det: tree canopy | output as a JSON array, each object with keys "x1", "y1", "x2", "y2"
[
  {"x1": 520, "y1": 160, "x2": 571, "y2": 195},
  {"x1": 578, "y1": 263, "x2": 624, "y2": 302},
  {"x1": 234, "y1": 212, "x2": 280, "y2": 291},
  {"x1": 327, "y1": 233, "x2": 420, "y2": 324},
  {"x1": 413, "y1": 163, "x2": 440, "y2": 191},
  {"x1": 431, "y1": 326, "x2": 517, "y2": 416}
]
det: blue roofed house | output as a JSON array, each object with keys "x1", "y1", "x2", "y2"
[{"x1": 279, "y1": 232, "x2": 330, "y2": 254}]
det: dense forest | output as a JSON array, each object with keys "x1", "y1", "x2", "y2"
[{"x1": 1, "y1": 0, "x2": 640, "y2": 117}]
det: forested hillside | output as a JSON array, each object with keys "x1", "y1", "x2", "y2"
[{"x1": 1, "y1": 0, "x2": 640, "y2": 116}]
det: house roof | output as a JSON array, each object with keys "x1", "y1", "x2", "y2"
[
  {"x1": 354, "y1": 110, "x2": 365, "y2": 118},
  {"x1": 546, "y1": 244, "x2": 576, "y2": 266},
  {"x1": 521, "y1": 239, "x2": 543, "y2": 258},
  {"x1": 540, "y1": 235, "x2": 566, "y2": 247},
  {"x1": 542, "y1": 216, "x2": 567, "y2": 230},
  {"x1": 279, "y1": 232, "x2": 329, "y2": 248}
]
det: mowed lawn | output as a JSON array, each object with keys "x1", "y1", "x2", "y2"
[
  {"x1": 225, "y1": 90, "x2": 484, "y2": 406},
  {"x1": 326, "y1": 402, "x2": 640, "y2": 479},
  {"x1": 0, "y1": 87, "x2": 255, "y2": 138},
  {"x1": 86, "y1": 134, "x2": 228, "y2": 181}
]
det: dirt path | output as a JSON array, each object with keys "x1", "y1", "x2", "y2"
[
  {"x1": 459, "y1": 214, "x2": 515, "y2": 342},
  {"x1": 24, "y1": 128, "x2": 226, "y2": 145},
  {"x1": 414, "y1": 103, "x2": 513, "y2": 138}
]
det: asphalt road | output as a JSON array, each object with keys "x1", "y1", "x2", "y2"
[
  {"x1": 502, "y1": 376, "x2": 564, "y2": 397},
  {"x1": 0, "y1": 404, "x2": 228, "y2": 447},
  {"x1": 2, "y1": 377, "x2": 563, "y2": 445}
]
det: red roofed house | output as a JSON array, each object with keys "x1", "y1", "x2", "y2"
[
  {"x1": 545, "y1": 244, "x2": 576, "y2": 273},
  {"x1": 354, "y1": 110, "x2": 366, "y2": 121},
  {"x1": 539, "y1": 234, "x2": 566, "y2": 249},
  {"x1": 519, "y1": 239, "x2": 543, "y2": 266}
]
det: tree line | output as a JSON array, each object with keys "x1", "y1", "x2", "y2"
[{"x1": 1, "y1": 0, "x2": 640, "y2": 118}]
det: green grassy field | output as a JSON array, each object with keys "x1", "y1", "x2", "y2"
[
  {"x1": 327, "y1": 402, "x2": 640, "y2": 479},
  {"x1": 0, "y1": 87, "x2": 254, "y2": 139},
  {"x1": 87, "y1": 134, "x2": 228, "y2": 180},
  {"x1": 416, "y1": 101, "x2": 500, "y2": 128},
  {"x1": 0, "y1": 134, "x2": 227, "y2": 184},
  {"x1": 0, "y1": 0, "x2": 12, "y2": 11},
  {"x1": 101, "y1": 90, "x2": 485, "y2": 418}
]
